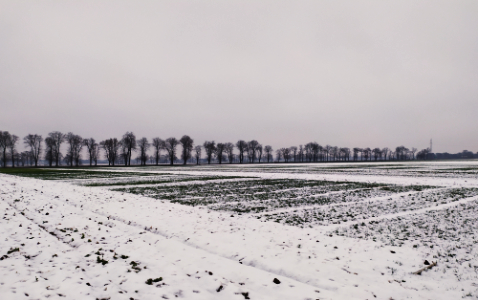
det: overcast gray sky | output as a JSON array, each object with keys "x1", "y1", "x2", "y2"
[{"x1": 1, "y1": 1, "x2": 477, "y2": 153}]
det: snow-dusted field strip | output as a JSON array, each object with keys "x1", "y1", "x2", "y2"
[
  {"x1": 306, "y1": 187, "x2": 365, "y2": 198},
  {"x1": 122, "y1": 161, "x2": 478, "y2": 179},
  {"x1": 205, "y1": 187, "x2": 363, "y2": 210},
  {"x1": 100, "y1": 177, "x2": 259, "y2": 189},
  {"x1": 127, "y1": 178, "x2": 451, "y2": 219},
  {"x1": 255, "y1": 187, "x2": 478, "y2": 226},
  {"x1": 321, "y1": 194, "x2": 478, "y2": 231},
  {"x1": 115, "y1": 167, "x2": 478, "y2": 188},
  {"x1": 250, "y1": 189, "x2": 438, "y2": 216},
  {"x1": 119, "y1": 179, "x2": 412, "y2": 207},
  {"x1": 68, "y1": 174, "x2": 177, "y2": 183}
]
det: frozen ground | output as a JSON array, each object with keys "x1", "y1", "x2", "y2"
[{"x1": 1, "y1": 161, "x2": 478, "y2": 299}]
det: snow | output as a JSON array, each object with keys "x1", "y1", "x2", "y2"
[{"x1": 1, "y1": 161, "x2": 478, "y2": 299}]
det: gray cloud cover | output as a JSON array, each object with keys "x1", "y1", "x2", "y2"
[{"x1": 1, "y1": 1, "x2": 477, "y2": 153}]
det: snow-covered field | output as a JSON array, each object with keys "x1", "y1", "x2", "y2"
[{"x1": 1, "y1": 161, "x2": 478, "y2": 299}]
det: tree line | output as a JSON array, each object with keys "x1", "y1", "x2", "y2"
[{"x1": 0, "y1": 130, "x2": 447, "y2": 167}]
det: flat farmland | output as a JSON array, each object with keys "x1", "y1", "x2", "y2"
[{"x1": 1, "y1": 161, "x2": 478, "y2": 299}]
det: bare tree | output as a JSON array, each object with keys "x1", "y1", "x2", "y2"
[
  {"x1": 342, "y1": 147, "x2": 351, "y2": 161},
  {"x1": 298, "y1": 145, "x2": 304, "y2": 162},
  {"x1": 65, "y1": 133, "x2": 83, "y2": 166},
  {"x1": 194, "y1": 145, "x2": 202, "y2": 165},
  {"x1": 304, "y1": 143, "x2": 310, "y2": 161},
  {"x1": 23, "y1": 134, "x2": 43, "y2": 167},
  {"x1": 395, "y1": 146, "x2": 410, "y2": 160},
  {"x1": 264, "y1": 145, "x2": 273, "y2": 163},
  {"x1": 275, "y1": 149, "x2": 282, "y2": 162},
  {"x1": 164, "y1": 137, "x2": 179, "y2": 165},
  {"x1": 44, "y1": 137, "x2": 55, "y2": 166},
  {"x1": 83, "y1": 138, "x2": 98, "y2": 166},
  {"x1": 19, "y1": 151, "x2": 31, "y2": 167},
  {"x1": 20, "y1": 152, "x2": 28, "y2": 167},
  {"x1": 320, "y1": 145, "x2": 326, "y2": 161},
  {"x1": 395, "y1": 146, "x2": 401, "y2": 160},
  {"x1": 290, "y1": 146, "x2": 298, "y2": 162},
  {"x1": 395, "y1": 146, "x2": 402, "y2": 160},
  {"x1": 179, "y1": 135, "x2": 194, "y2": 165},
  {"x1": 362, "y1": 147, "x2": 371, "y2": 161},
  {"x1": 0, "y1": 131, "x2": 11, "y2": 167},
  {"x1": 137, "y1": 137, "x2": 150, "y2": 166},
  {"x1": 331, "y1": 146, "x2": 339, "y2": 161},
  {"x1": 411, "y1": 147, "x2": 417, "y2": 160},
  {"x1": 121, "y1": 132, "x2": 136, "y2": 166},
  {"x1": 47, "y1": 132, "x2": 65, "y2": 166},
  {"x1": 235, "y1": 140, "x2": 247, "y2": 164},
  {"x1": 224, "y1": 142, "x2": 234, "y2": 164},
  {"x1": 372, "y1": 148, "x2": 381, "y2": 161},
  {"x1": 311, "y1": 143, "x2": 320, "y2": 162},
  {"x1": 216, "y1": 143, "x2": 225, "y2": 164},
  {"x1": 100, "y1": 138, "x2": 119, "y2": 166},
  {"x1": 353, "y1": 148, "x2": 360, "y2": 161},
  {"x1": 7, "y1": 134, "x2": 19, "y2": 167},
  {"x1": 304, "y1": 143, "x2": 312, "y2": 162},
  {"x1": 100, "y1": 139, "x2": 110, "y2": 166},
  {"x1": 417, "y1": 148, "x2": 431, "y2": 160},
  {"x1": 404, "y1": 147, "x2": 410, "y2": 160},
  {"x1": 247, "y1": 140, "x2": 259, "y2": 163},
  {"x1": 381, "y1": 148, "x2": 389, "y2": 161},
  {"x1": 338, "y1": 147, "x2": 345, "y2": 161},
  {"x1": 119, "y1": 140, "x2": 128, "y2": 165},
  {"x1": 281, "y1": 148, "x2": 291, "y2": 162},
  {"x1": 203, "y1": 141, "x2": 216, "y2": 164},
  {"x1": 333, "y1": 147, "x2": 338, "y2": 161},
  {"x1": 323, "y1": 145, "x2": 330, "y2": 161},
  {"x1": 151, "y1": 138, "x2": 163, "y2": 165},
  {"x1": 256, "y1": 144, "x2": 263, "y2": 163},
  {"x1": 94, "y1": 144, "x2": 100, "y2": 166},
  {"x1": 13, "y1": 153, "x2": 21, "y2": 167}
]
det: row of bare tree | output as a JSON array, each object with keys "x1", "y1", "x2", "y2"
[
  {"x1": 100, "y1": 134, "x2": 191, "y2": 166},
  {"x1": 0, "y1": 131, "x2": 43, "y2": 167},
  {"x1": 0, "y1": 130, "x2": 428, "y2": 167}
]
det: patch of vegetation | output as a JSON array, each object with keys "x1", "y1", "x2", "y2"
[
  {"x1": 96, "y1": 256, "x2": 108, "y2": 265},
  {"x1": 116, "y1": 178, "x2": 437, "y2": 216},
  {"x1": 130, "y1": 261, "x2": 142, "y2": 273},
  {"x1": 145, "y1": 277, "x2": 162, "y2": 285},
  {"x1": 0, "y1": 168, "x2": 169, "y2": 180},
  {"x1": 83, "y1": 175, "x2": 255, "y2": 187},
  {"x1": 258, "y1": 187, "x2": 478, "y2": 226},
  {"x1": 7, "y1": 247, "x2": 20, "y2": 254}
]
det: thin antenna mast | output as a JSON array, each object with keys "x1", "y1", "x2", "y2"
[{"x1": 430, "y1": 139, "x2": 432, "y2": 153}]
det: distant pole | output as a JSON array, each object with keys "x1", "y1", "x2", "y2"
[{"x1": 430, "y1": 139, "x2": 432, "y2": 153}]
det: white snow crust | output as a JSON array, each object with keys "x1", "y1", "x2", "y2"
[{"x1": 1, "y1": 161, "x2": 478, "y2": 299}]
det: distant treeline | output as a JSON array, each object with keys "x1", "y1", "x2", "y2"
[{"x1": 0, "y1": 130, "x2": 475, "y2": 167}]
